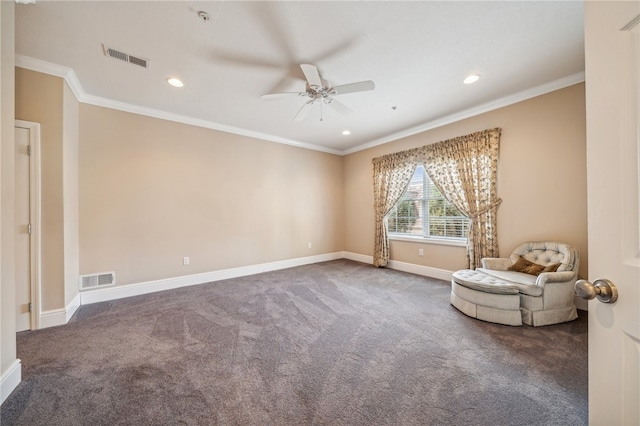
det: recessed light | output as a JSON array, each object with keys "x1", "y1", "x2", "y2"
[
  {"x1": 464, "y1": 74, "x2": 480, "y2": 84},
  {"x1": 166, "y1": 78, "x2": 184, "y2": 88},
  {"x1": 342, "y1": 130, "x2": 351, "y2": 136}
]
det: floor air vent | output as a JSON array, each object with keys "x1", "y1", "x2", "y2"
[
  {"x1": 102, "y1": 45, "x2": 149, "y2": 68},
  {"x1": 80, "y1": 272, "x2": 116, "y2": 291}
]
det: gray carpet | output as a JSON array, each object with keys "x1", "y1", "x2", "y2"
[{"x1": 1, "y1": 259, "x2": 587, "y2": 425}]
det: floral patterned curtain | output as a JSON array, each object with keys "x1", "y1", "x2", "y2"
[
  {"x1": 422, "y1": 128, "x2": 502, "y2": 269},
  {"x1": 371, "y1": 128, "x2": 502, "y2": 269},
  {"x1": 372, "y1": 149, "x2": 420, "y2": 267}
]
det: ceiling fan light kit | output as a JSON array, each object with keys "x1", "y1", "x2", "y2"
[{"x1": 262, "y1": 64, "x2": 375, "y2": 122}]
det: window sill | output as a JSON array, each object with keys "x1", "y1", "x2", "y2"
[{"x1": 388, "y1": 234, "x2": 467, "y2": 247}]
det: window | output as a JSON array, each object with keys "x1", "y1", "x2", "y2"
[{"x1": 386, "y1": 165, "x2": 470, "y2": 240}]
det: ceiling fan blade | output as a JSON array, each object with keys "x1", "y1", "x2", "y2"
[
  {"x1": 331, "y1": 80, "x2": 375, "y2": 95},
  {"x1": 326, "y1": 97, "x2": 354, "y2": 116},
  {"x1": 261, "y1": 92, "x2": 305, "y2": 100},
  {"x1": 300, "y1": 64, "x2": 322, "y2": 88},
  {"x1": 294, "y1": 100, "x2": 315, "y2": 121}
]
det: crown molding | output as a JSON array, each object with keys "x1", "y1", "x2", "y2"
[
  {"x1": 342, "y1": 71, "x2": 586, "y2": 155},
  {"x1": 14, "y1": 55, "x2": 343, "y2": 156},
  {"x1": 15, "y1": 55, "x2": 585, "y2": 157},
  {"x1": 15, "y1": 55, "x2": 85, "y2": 100},
  {"x1": 79, "y1": 92, "x2": 343, "y2": 155}
]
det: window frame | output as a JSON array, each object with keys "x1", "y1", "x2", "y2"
[{"x1": 386, "y1": 164, "x2": 470, "y2": 246}]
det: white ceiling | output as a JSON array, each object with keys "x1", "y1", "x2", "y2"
[{"x1": 15, "y1": 1, "x2": 585, "y2": 154}]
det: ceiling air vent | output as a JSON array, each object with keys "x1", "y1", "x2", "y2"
[
  {"x1": 80, "y1": 271, "x2": 116, "y2": 291},
  {"x1": 102, "y1": 45, "x2": 149, "y2": 69}
]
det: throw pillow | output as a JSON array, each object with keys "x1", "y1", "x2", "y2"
[
  {"x1": 508, "y1": 256, "x2": 545, "y2": 276},
  {"x1": 542, "y1": 263, "x2": 561, "y2": 273}
]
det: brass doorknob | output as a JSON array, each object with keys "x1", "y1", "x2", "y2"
[{"x1": 575, "y1": 278, "x2": 618, "y2": 303}]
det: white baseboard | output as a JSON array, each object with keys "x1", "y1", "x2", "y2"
[
  {"x1": 39, "y1": 308, "x2": 67, "y2": 329},
  {"x1": 80, "y1": 252, "x2": 345, "y2": 305},
  {"x1": 342, "y1": 252, "x2": 373, "y2": 264},
  {"x1": 36, "y1": 253, "x2": 585, "y2": 330},
  {"x1": 39, "y1": 292, "x2": 82, "y2": 329},
  {"x1": 32, "y1": 253, "x2": 589, "y2": 332},
  {"x1": 387, "y1": 259, "x2": 453, "y2": 281},
  {"x1": 342, "y1": 252, "x2": 453, "y2": 282},
  {"x1": 574, "y1": 296, "x2": 588, "y2": 311},
  {"x1": 66, "y1": 293, "x2": 81, "y2": 322},
  {"x1": 1, "y1": 359, "x2": 22, "y2": 405},
  {"x1": 42, "y1": 252, "x2": 453, "y2": 326},
  {"x1": 77, "y1": 251, "x2": 450, "y2": 307}
]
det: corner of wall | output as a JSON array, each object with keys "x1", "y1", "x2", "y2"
[
  {"x1": 1, "y1": 0, "x2": 20, "y2": 402},
  {"x1": 63, "y1": 80, "x2": 80, "y2": 308},
  {"x1": 39, "y1": 291, "x2": 80, "y2": 329}
]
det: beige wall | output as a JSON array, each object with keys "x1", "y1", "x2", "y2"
[
  {"x1": 15, "y1": 68, "x2": 80, "y2": 311},
  {"x1": 15, "y1": 68, "x2": 66, "y2": 310},
  {"x1": 63, "y1": 83, "x2": 79, "y2": 306},
  {"x1": 344, "y1": 83, "x2": 589, "y2": 279},
  {"x1": 1, "y1": 0, "x2": 17, "y2": 379},
  {"x1": 79, "y1": 104, "x2": 345, "y2": 286},
  {"x1": 14, "y1": 69, "x2": 588, "y2": 304}
]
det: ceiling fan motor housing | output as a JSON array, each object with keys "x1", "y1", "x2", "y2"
[{"x1": 262, "y1": 64, "x2": 375, "y2": 121}]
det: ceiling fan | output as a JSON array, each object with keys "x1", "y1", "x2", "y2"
[{"x1": 261, "y1": 64, "x2": 375, "y2": 121}]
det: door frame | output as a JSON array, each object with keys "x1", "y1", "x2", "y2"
[{"x1": 15, "y1": 120, "x2": 41, "y2": 331}]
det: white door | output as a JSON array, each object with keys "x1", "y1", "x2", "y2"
[
  {"x1": 584, "y1": 2, "x2": 640, "y2": 425},
  {"x1": 15, "y1": 126, "x2": 31, "y2": 332}
]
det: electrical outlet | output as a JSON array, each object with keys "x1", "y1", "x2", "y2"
[
  {"x1": 308, "y1": 242, "x2": 312, "y2": 249},
  {"x1": 183, "y1": 256, "x2": 190, "y2": 265},
  {"x1": 418, "y1": 248, "x2": 424, "y2": 256}
]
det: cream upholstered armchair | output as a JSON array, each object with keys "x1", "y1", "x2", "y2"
[{"x1": 477, "y1": 241, "x2": 580, "y2": 326}]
